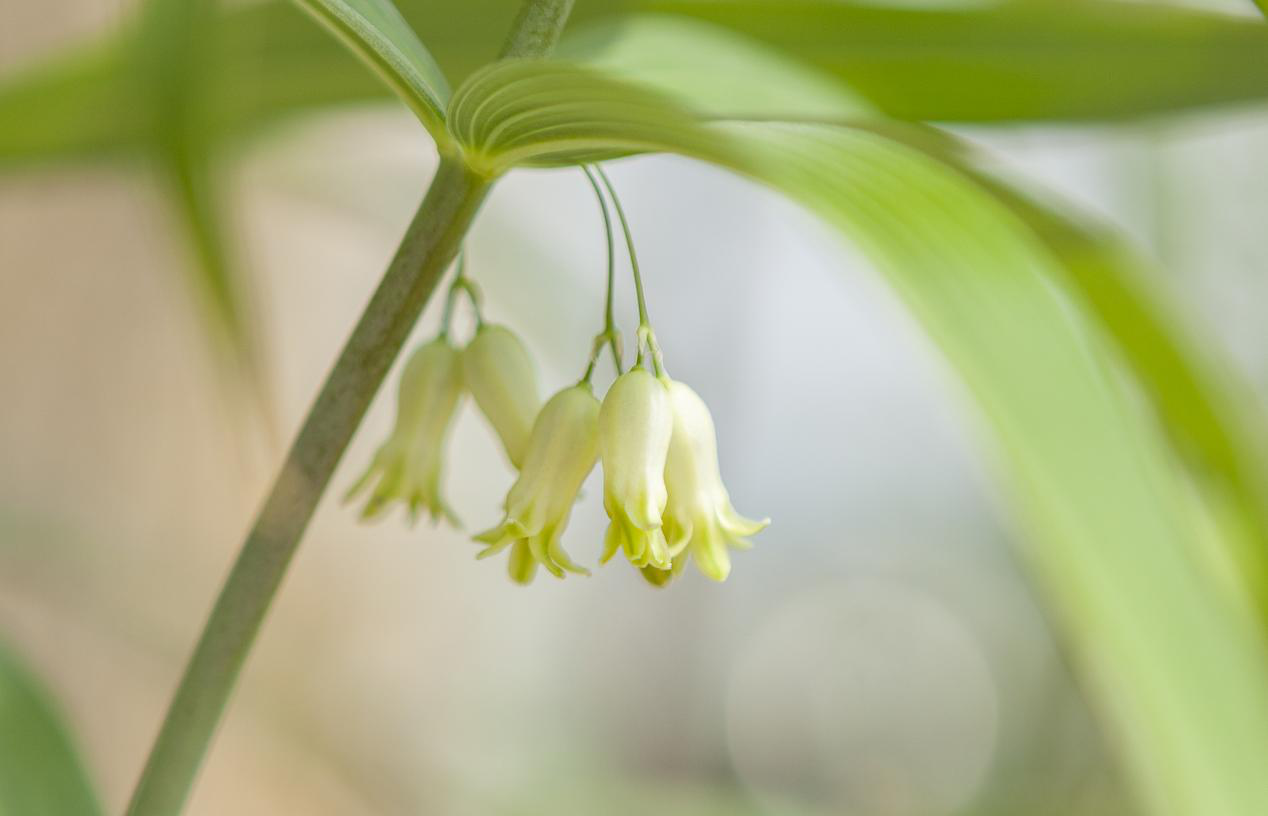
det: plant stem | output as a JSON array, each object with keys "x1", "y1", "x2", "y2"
[
  {"x1": 440, "y1": 255, "x2": 485, "y2": 340},
  {"x1": 595, "y1": 167, "x2": 647, "y2": 327},
  {"x1": 126, "y1": 158, "x2": 488, "y2": 816},
  {"x1": 581, "y1": 165, "x2": 621, "y2": 381},
  {"x1": 500, "y1": 0, "x2": 575, "y2": 58},
  {"x1": 126, "y1": 4, "x2": 575, "y2": 813}
]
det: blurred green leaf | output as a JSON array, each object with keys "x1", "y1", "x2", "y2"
[
  {"x1": 133, "y1": 0, "x2": 262, "y2": 390},
  {"x1": 557, "y1": 14, "x2": 874, "y2": 120},
  {"x1": 0, "y1": 42, "x2": 144, "y2": 168},
  {"x1": 0, "y1": 643, "x2": 102, "y2": 816},
  {"x1": 633, "y1": 0, "x2": 1268, "y2": 122},
  {"x1": 0, "y1": 4, "x2": 386, "y2": 171},
  {"x1": 449, "y1": 60, "x2": 1268, "y2": 815},
  {"x1": 11, "y1": 0, "x2": 1268, "y2": 174},
  {"x1": 979, "y1": 180, "x2": 1268, "y2": 617}
]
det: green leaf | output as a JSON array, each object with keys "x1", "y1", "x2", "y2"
[
  {"x1": 977, "y1": 179, "x2": 1268, "y2": 617},
  {"x1": 558, "y1": 11, "x2": 1268, "y2": 622},
  {"x1": 557, "y1": 13, "x2": 874, "y2": 120},
  {"x1": 450, "y1": 61, "x2": 1268, "y2": 815},
  {"x1": 0, "y1": 643, "x2": 102, "y2": 816},
  {"x1": 288, "y1": 0, "x2": 451, "y2": 144},
  {"x1": 629, "y1": 0, "x2": 1268, "y2": 122},
  {"x1": 0, "y1": 42, "x2": 145, "y2": 168},
  {"x1": 0, "y1": 0, "x2": 456, "y2": 166},
  {"x1": 132, "y1": 0, "x2": 264, "y2": 389},
  {"x1": 13, "y1": 0, "x2": 1268, "y2": 173},
  {"x1": 0, "y1": 3, "x2": 394, "y2": 170},
  {"x1": 448, "y1": 60, "x2": 728, "y2": 174}
]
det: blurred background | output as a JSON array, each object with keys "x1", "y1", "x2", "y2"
[{"x1": 5, "y1": 1, "x2": 1268, "y2": 815}]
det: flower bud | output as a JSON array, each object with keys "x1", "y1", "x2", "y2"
[
  {"x1": 462, "y1": 324, "x2": 539, "y2": 469},
  {"x1": 659, "y1": 379, "x2": 769, "y2": 582},
  {"x1": 475, "y1": 384, "x2": 600, "y2": 584},
  {"x1": 346, "y1": 338, "x2": 464, "y2": 525},
  {"x1": 598, "y1": 369, "x2": 674, "y2": 570}
]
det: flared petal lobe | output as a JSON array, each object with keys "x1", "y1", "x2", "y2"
[
  {"x1": 347, "y1": 338, "x2": 464, "y2": 524},
  {"x1": 598, "y1": 369, "x2": 674, "y2": 570},
  {"x1": 475, "y1": 384, "x2": 600, "y2": 583},
  {"x1": 462, "y1": 324, "x2": 539, "y2": 468},
  {"x1": 656, "y1": 379, "x2": 769, "y2": 584}
]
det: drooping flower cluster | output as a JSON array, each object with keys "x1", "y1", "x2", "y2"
[
  {"x1": 350, "y1": 321, "x2": 766, "y2": 586},
  {"x1": 349, "y1": 166, "x2": 767, "y2": 586},
  {"x1": 473, "y1": 344, "x2": 767, "y2": 585}
]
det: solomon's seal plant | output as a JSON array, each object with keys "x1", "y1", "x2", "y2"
[{"x1": 102, "y1": 2, "x2": 1268, "y2": 814}]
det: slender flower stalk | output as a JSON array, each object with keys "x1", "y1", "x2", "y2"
[
  {"x1": 440, "y1": 254, "x2": 485, "y2": 339},
  {"x1": 595, "y1": 165, "x2": 662, "y2": 375},
  {"x1": 581, "y1": 165, "x2": 623, "y2": 381}
]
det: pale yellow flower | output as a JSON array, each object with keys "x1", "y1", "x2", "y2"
[
  {"x1": 346, "y1": 338, "x2": 464, "y2": 524},
  {"x1": 658, "y1": 379, "x2": 769, "y2": 582},
  {"x1": 598, "y1": 369, "x2": 674, "y2": 570},
  {"x1": 475, "y1": 384, "x2": 600, "y2": 584},
  {"x1": 462, "y1": 324, "x2": 539, "y2": 468}
]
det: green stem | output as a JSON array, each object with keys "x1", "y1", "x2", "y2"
[
  {"x1": 440, "y1": 255, "x2": 485, "y2": 340},
  {"x1": 500, "y1": 0, "x2": 575, "y2": 58},
  {"x1": 126, "y1": 158, "x2": 488, "y2": 816},
  {"x1": 126, "y1": 4, "x2": 575, "y2": 813},
  {"x1": 595, "y1": 166, "x2": 647, "y2": 327},
  {"x1": 581, "y1": 165, "x2": 621, "y2": 381},
  {"x1": 595, "y1": 166, "x2": 662, "y2": 375}
]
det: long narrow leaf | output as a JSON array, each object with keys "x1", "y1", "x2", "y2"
[
  {"x1": 132, "y1": 0, "x2": 263, "y2": 388},
  {"x1": 981, "y1": 181, "x2": 1268, "y2": 614},
  {"x1": 558, "y1": 14, "x2": 873, "y2": 120},
  {"x1": 448, "y1": 61, "x2": 1268, "y2": 815},
  {"x1": 563, "y1": 12, "x2": 1268, "y2": 624},
  {"x1": 635, "y1": 0, "x2": 1268, "y2": 122}
]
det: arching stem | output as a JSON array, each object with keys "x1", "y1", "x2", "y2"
[
  {"x1": 595, "y1": 165, "x2": 663, "y2": 376},
  {"x1": 580, "y1": 164, "x2": 622, "y2": 382},
  {"x1": 124, "y1": 4, "x2": 575, "y2": 814}
]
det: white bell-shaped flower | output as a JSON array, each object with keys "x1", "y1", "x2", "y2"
[
  {"x1": 659, "y1": 379, "x2": 769, "y2": 582},
  {"x1": 475, "y1": 384, "x2": 600, "y2": 584},
  {"x1": 462, "y1": 324, "x2": 539, "y2": 469},
  {"x1": 346, "y1": 338, "x2": 464, "y2": 524},
  {"x1": 598, "y1": 369, "x2": 674, "y2": 570}
]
